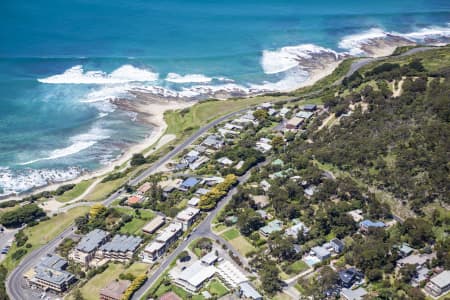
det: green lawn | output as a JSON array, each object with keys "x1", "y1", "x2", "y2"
[
  {"x1": 212, "y1": 223, "x2": 227, "y2": 233},
  {"x1": 2, "y1": 206, "x2": 90, "y2": 272},
  {"x1": 84, "y1": 177, "x2": 128, "y2": 202},
  {"x1": 221, "y1": 228, "x2": 240, "y2": 241},
  {"x1": 118, "y1": 208, "x2": 155, "y2": 235},
  {"x1": 284, "y1": 260, "x2": 309, "y2": 275},
  {"x1": 206, "y1": 279, "x2": 229, "y2": 297},
  {"x1": 56, "y1": 179, "x2": 95, "y2": 202},
  {"x1": 228, "y1": 236, "x2": 256, "y2": 256},
  {"x1": 123, "y1": 262, "x2": 149, "y2": 276}
]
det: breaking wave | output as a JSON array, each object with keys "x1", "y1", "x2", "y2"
[{"x1": 38, "y1": 64, "x2": 159, "y2": 84}]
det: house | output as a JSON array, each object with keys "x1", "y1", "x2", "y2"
[
  {"x1": 285, "y1": 221, "x2": 309, "y2": 238},
  {"x1": 217, "y1": 157, "x2": 234, "y2": 166},
  {"x1": 239, "y1": 282, "x2": 263, "y2": 300},
  {"x1": 256, "y1": 210, "x2": 268, "y2": 219},
  {"x1": 70, "y1": 229, "x2": 110, "y2": 266},
  {"x1": 195, "y1": 145, "x2": 207, "y2": 153},
  {"x1": 259, "y1": 220, "x2": 283, "y2": 237},
  {"x1": 96, "y1": 235, "x2": 142, "y2": 262},
  {"x1": 171, "y1": 260, "x2": 216, "y2": 292},
  {"x1": 189, "y1": 156, "x2": 209, "y2": 170},
  {"x1": 398, "y1": 243, "x2": 414, "y2": 257},
  {"x1": 24, "y1": 254, "x2": 76, "y2": 293},
  {"x1": 302, "y1": 104, "x2": 317, "y2": 112},
  {"x1": 185, "y1": 150, "x2": 200, "y2": 160},
  {"x1": 260, "y1": 102, "x2": 273, "y2": 109},
  {"x1": 225, "y1": 215, "x2": 238, "y2": 224},
  {"x1": 339, "y1": 268, "x2": 363, "y2": 288},
  {"x1": 137, "y1": 182, "x2": 152, "y2": 195},
  {"x1": 268, "y1": 108, "x2": 277, "y2": 116},
  {"x1": 359, "y1": 220, "x2": 385, "y2": 232},
  {"x1": 224, "y1": 123, "x2": 243, "y2": 131},
  {"x1": 142, "y1": 215, "x2": 166, "y2": 234},
  {"x1": 279, "y1": 107, "x2": 290, "y2": 117},
  {"x1": 188, "y1": 196, "x2": 200, "y2": 207},
  {"x1": 311, "y1": 246, "x2": 331, "y2": 261},
  {"x1": 271, "y1": 159, "x2": 284, "y2": 167},
  {"x1": 260, "y1": 180, "x2": 271, "y2": 192},
  {"x1": 202, "y1": 135, "x2": 224, "y2": 149},
  {"x1": 174, "y1": 162, "x2": 188, "y2": 171},
  {"x1": 180, "y1": 177, "x2": 200, "y2": 191},
  {"x1": 195, "y1": 188, "x2": 210, "y2": 196},
  {"x1": 127, "y1": 194, "x2": 144, "y2": 205},
  {"x1": 100, "y1": 280, "x2": 131, "y2": 300},
  {"x1": 250, "y1": 194, "x2": 269, "y2": 209},
  {"x1": 347, "y1": 209, "x2": 364, "y2": 222},
  {"x1": 255, "y1": 141, "x2": 272, "y2": 153},
  {"x1": 304, "y1": 185, "x2": 316, "y2": 197},
  {"x1": 202, "y1": 176, "x2": 224, "y2": 186},
  {"x1": 296, "y1": 111, "x2": 314, "y2": 119},
  {"x1": 141, "y1": 223, "x2": 183, "y2": 262},
  {"x1": 412, "y1": 267, "x2": 430, "y2": 286},
  {"x1": 425, "y1": 270, "x2": 450, "y2": 297},
  {"x1": 285, "y1": 117, "x2": 304, "y2": 130},
  {"x1": 175, "y1": 207, "x2": 201, "y2": 230},
  {"x1": 330, "y1": 238, "x2": 345, "y2": 253},
  {"x1": 340, "y1": 287, "x2": 367, "y2": 300}
]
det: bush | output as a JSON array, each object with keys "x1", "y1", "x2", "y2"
[
  {"x1": 122, "y1": 274, "x2": 147, "y2": 300},
  {"x1": 11, "y1": 248, "x2": 27, "y2": 260},
  {"x1": 0, "y1": 204, "x2": 46, "y2": 228},
  {"x1": 130, "y1": 153, "x2": 146, "y2": 167}
]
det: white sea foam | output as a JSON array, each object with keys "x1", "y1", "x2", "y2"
[
  {"x1": 38, "y1": 64, "x2": 159, "y2": 84},
  {"x1": 338, "y1": 25, "x2": 450, "y2": 55},
  {"x1": 19, "y1": 127, "x2": 110, "y2": 166},
  {"x1": 165, "y1": 73, "x2": 213, "y2": 83},
  {"x1": 261, "y1": 44, "x2": 340, "y2": 74},
  {"x1": 0, "y1": 167, "x2": 83, "y2": 196}
]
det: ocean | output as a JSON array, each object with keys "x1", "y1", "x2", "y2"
[{"x1": 0, "y1": 0, "x2": 449, "y2": 196}]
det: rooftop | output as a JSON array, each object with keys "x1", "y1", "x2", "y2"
[
  {"x1": 160, "y1": 291, "x2": 182, "y2": 300},
  {"x1": 429, "y1": 270, "x2": 450, "y2": 288},
  {"x1": 201, "y1": 252, "x2": 218, "y2": 265},
  {"x1": 296, "y1": 111, "x2": 314, "y2": 119},
  {"x1": 360, "y1": 220, "x2": 385, "y2": 228},
  {"x1": 156, "y1": 222, "x2": 183, "y2": 243},
  {"x1": 76, "y1": 229, "x2": 109, "y2": 253},
  {"x1": 31, "y1": 254, "x2": 75, "y2": 286},
  {"x1": 312, "y1": 246, "x2": 331, "y2": 258},
  {"x1": 175, "y1": 260, "x2": 216, "y2": 288},
  {"x1": 240, "y1": 282, "x2": 262, "y2": 300},
  {"x1": 181, "y1": 177, "x2": 200, "y2": 189},
  {"x1": 260, "y1": 220, "x2": 283, "y2": 235},
  {"x1": 142, "y1": 215, "x2": 166, "y2": 234},
  {"x1": 341, "y1": 287, "x2": 367, "y2": 300},
  {"x1": 138, "y1": 182, "x2": 152, "y2": 194},
  {"x1": 176, "y1": 207, "x2": 200, "y2": 221},
  {"x1": 99, "y1": 234, "x2": 142, "y2": 253}
]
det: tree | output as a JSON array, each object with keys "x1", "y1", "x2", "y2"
[
  {"x1": 89, "y1": 204, "x2": 106, "y2": 219},
  {"x1": 0, "y1": 204, "x2": 46, "y2": 228},
  {"x1": 401, "y1": 218, "x2": 434, "y2": 248},
  {"x1": 73, "y1": 288, "x2": 85, "y2": 300},
  {"x1": 399, "y1": 264, "x2": 417, "y2": 283},
  {"x1": 318, "y1": 266, "x2": 339, "y2": 292},
  {"x1": 237, "y1": 209, "x2": 265, "y2": 236},
  {"x1": 259, "y1": 261, "x2": 281, "y2": 295},
  {"x1": 130, "y1": 153, "x2": 146, "y2": 166},
  {"x1": 253, "y1": 109, "x2": 268, "y2": 121},
  {"x1": 271, "y1": 136, "x2": 284, "y2": 151}
]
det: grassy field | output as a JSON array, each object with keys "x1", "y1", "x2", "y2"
[
  {"x1": 228, "y1": 235, "x2": 256, "y2": 256},
  {"x1": 56, "y1": 179, "x2": 96, "y2": 202},
  {"x1": 118, "y1": 208, "x2": 155, "y2": 235},
  {"x1": 284, "y1": 260, "x2": 309, "y2": 275},
  {"x1": 221, "y1": 228, "x2": 240, "y2": 241},
  {"x1": 2, "y1": 206, "x2": 90, "y2": 272},
  {"x1": 123, "y1": 262, "x2": 149, "y2": 276},
  {"x1": 77, "y1": 263, "x2": 125, "y2": 300},
  {"x1": 206, "y1": 279, "x2": 229, "y2": 297},
  {"x1": 83, "y1": 177, "x2": 128, "y2": 202}
]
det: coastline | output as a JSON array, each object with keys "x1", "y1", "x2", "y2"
[{"x1": 0, "y1": 42, "x2": 418, "y2": 202}]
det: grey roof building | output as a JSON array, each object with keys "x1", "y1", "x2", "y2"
[
  {"x1": 24, "y1": 254, "x2": 76, "y2": 293},
  {"x1": 76, "y1": 229, "x2": 109, "y2": 253},
  {"x1": 96, "y1": 235, "x2": 142, "y2": 261},
  {"x1": 239, "y1": 282, "x2": 263, "y2": 300}
]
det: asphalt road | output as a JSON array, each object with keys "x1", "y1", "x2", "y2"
[
  {"x1": 131, "y1": 161, "x2": 263, "y2": 300},
  {"x1": 6, "y1": 107, "x2": 252, "y2": 300}
]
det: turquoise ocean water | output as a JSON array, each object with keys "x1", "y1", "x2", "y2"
[{"x1": 0, "y1": 0, "x2": 449, "y2": 195}]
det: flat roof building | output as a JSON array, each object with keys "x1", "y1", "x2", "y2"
[
  {"x1": 425, "y1": 270, "x2": 450, "y2": 297},
  {"x1": 285, "y1": 117, "x2": 304, "y2": 130},
  {"x1": 341, "y1": 287, "x2": 367, "y2": 300},
  {"x1": 180, "y1": 177, "x2": 200, "y2": 191},
  {"x1": 96, "y1": 235, "x2": 142, "y2": 262},
  {"x1": 24, "y1": 254, "x2": 76, "y2": 293},
  {"x1": 239, "y1": 282, "x2": 263, "y2": 300},
  {"x1": 259, "y1": 220, "x2": 283, "y2": 237},
  {"x1": 171, "y1": 260, "x2": 216, "y2": 292},
  {"x1": 70, "y1": 229, "x2": 109, "y2": 266},
  {"x1": 142, "y1": 215, "x2": 166, "y2": 234},
  {"x1": 141, "y1": 223, "x2": 183, "y2": 263},
  {"x1": 311, "y1": 246, "x2": 331, "y2": 261},
  {"x1": 175, "y1": 207, "x2": 200, "y2": 230},
  {"x1": 137, "y1": 182, "x2": 152, "y2": 194}
]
